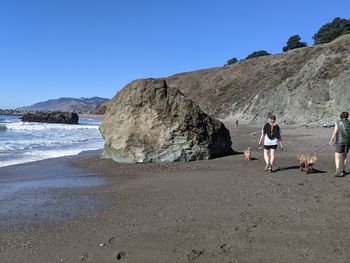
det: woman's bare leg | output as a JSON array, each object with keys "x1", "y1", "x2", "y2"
[
  {"x1": 264, "y1": 149, "x2": 270, "y2": 166},
  {"x1": 270, "y1": 149, "x2": 276, "y2": 167},
  {"x1": 335, "y1": 152, "x2": 342, "y2": 171}
]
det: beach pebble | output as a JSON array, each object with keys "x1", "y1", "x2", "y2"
[{"x1": 114, "y1": 251, "x2": 126, "y2": 260}]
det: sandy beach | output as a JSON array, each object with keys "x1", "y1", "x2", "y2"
[{"x1": 1, "y1": 123, "x2": 350, "y2": 262}]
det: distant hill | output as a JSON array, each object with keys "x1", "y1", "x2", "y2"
[{"x1": 18, "y1": 97, "x2": 110, "y2": 113}]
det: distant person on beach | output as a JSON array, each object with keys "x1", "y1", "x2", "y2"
[
  {"x1": 329, "y1": 111, "x2": 350, "y2": 177},
  {"x1": 236, "y1": 120, "x2": 239, "y2": 127},
  {"x1": 258, "y1": 115, "x2": 283, "y2": 173}
]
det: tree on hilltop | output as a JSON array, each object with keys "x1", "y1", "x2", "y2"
[
  {"x1": 313, "y1": 17, "x2": 350, "y2": 45},
  {"x1": 283, "y1": 35, "x2": 307, "y2": 52},
  {"x1": 245, "y1": 50, "x2": 271, "y2": 60},
  {"x1": 227, "y1": 57, "x2": 238, "y2": 65}
]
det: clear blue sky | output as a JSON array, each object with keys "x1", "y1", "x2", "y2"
[{"x1": 0, "y1": 0, "x2": 349, "y2": 108}]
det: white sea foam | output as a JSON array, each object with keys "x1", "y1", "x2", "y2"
[
  {"x1": 0, "y1": 141, "x2": 103, "y2": 168},
  {"x1": 0, "y1": 148, "x2": 100, "y2": 168},
  {"x1": 0, "y1": 115, "x2": 104, "y2": 168},
  {"x1": 4, "y1": 122, "x2": 99, "y2": 131}
]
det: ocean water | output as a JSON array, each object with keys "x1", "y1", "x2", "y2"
[{"x1": 0, "y1": 115, "x2": 104, "y2": 168}]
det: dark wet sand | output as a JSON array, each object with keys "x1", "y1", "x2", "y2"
[
  {"x1": 0, "y1": 151, "x2": 105, "y2": 226},
  {"x1": 1, "y1": 124, "x2": 350, "y2": 262}
]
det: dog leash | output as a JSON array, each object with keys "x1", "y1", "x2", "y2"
[{"x1": 312, "y1": 144, "x2": 330, "y2": 153}]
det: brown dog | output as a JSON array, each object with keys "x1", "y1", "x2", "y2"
[
  {"x1": 244, "y1": 147, "x2": 251, "y2": 160},
  {"x1": 297, "y1": 153, "x2": 317, "y2": 174}
]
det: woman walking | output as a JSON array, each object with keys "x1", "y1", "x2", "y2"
[
  {"x1": 258, "y1": 115, "x2": 283, "y2": 172},
  {"x1": 329, "y1": 111, "x2": 350, "y2": 177}
]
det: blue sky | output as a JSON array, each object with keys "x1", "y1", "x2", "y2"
[{"x1": 0, "y1": 0, "x2": 349, "y2": 108}]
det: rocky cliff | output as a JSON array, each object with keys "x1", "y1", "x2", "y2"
[{"x1": 166, "y1": 34, "x2": 350, "y2": 125}]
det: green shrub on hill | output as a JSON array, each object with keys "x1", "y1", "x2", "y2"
[
  {"x1": 283, "y1": 35, "x2": 307, "y2": 52},
  {"x1": 245, "y1": 50, "x2": 271, "y2": 60},
  {"x1": 227, "y1": 57, "x2": 238, "y2": 65},
  {"x1": 313, "y1": 17, "x2": 350, "y2": 45}
]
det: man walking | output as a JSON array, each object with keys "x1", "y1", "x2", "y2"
[{"x1": 329, "y1": 112, "x2": 350, "y2": 177}]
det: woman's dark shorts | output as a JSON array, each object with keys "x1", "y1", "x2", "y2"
[
  {"x1": 335, "y1": 144, "x2": 350, "y2": 154},
  {"x1": 264, "y1": 145, "x2": 278, "y2": 150}
]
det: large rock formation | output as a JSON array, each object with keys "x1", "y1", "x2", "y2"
[
  {"x1": 21, "y1": 112, "x2": 79, "y2": 124},
  {"x1": 166, "y1": 34, "x2": 350, "y2": 125},
  {"x1": 100, "y1": 79, "x2": 234, "y2": 163}
]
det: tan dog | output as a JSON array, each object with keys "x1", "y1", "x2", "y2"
[
  {"x1": 297, "y1": 153, "x2": 317, "y2": 174},
  {"x1": 244, "y1": 147, "x2": 251, "y2": 160}
]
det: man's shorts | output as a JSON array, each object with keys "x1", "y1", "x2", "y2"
[
  {"x1": 335, "y1": 144, "x2": 350, "y2": 154},
  {"x1": 264, "y1": 145, "x2": 278, "y2": 150}
]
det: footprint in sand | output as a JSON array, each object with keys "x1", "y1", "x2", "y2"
[
  {"x1": 108, "y1": 236, "x2": 116, "y2": 246},
  {"x1": 80, "y1": 252, "x2": 89, "y2": 262},
  {"x1": 186, "y1": 249, "x2": 204, "y2": 261}
]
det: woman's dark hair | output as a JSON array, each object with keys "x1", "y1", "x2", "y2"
[
  {"x1": 268, "y1": 114, "x2": 276, "y2": 121},
  {"x1": 268, "y1": 114, "x2": 276, "y2": 135},
  {"x1": 340, "y1": 112, "x2": 349, "y2": 119}
]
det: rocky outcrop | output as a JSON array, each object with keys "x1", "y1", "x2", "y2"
[
  {"x1": 21, "y1": 112, "x2": 79, "y2": 124},
  {"x1": 0, "y1": 109, "x2": 24, "y2": 116},
  {"x1": 166, "y1": 34, "x2": 350, "y2": 125},
  {"x1": 100, "y1": 78, "x2": 234, "y2": 163},
  {"x1": 91, "y1": 101, "x2": 110, "y2": 115}
]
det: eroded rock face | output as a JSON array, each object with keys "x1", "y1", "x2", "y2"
[
  {"x1": 92, "y1": 101, "x2": 109, "y2": 115},
  {"x1": 21, "y1": 112, "x2": 79, "y2": 124},
  {"x1": 166, "y1": 34, "x2": 350, "y2": 125},
  {"x1": 100, "y1": 78, "x2": 233, "y2": 163}
]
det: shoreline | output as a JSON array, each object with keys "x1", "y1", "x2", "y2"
[
  {"x1": 0, "y1": 148, "x2": 103, "y2": 169},
  {"x1": 79, "y1": 113, "x2": 104, "y2": 120}
]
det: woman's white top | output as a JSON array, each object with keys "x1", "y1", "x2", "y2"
[
  {"x1": 264, "y1": 134, "x2": 278, "y2": 146},
  {"x1": 262, "y1": 126, "x2": 280, "y2": 146}
]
